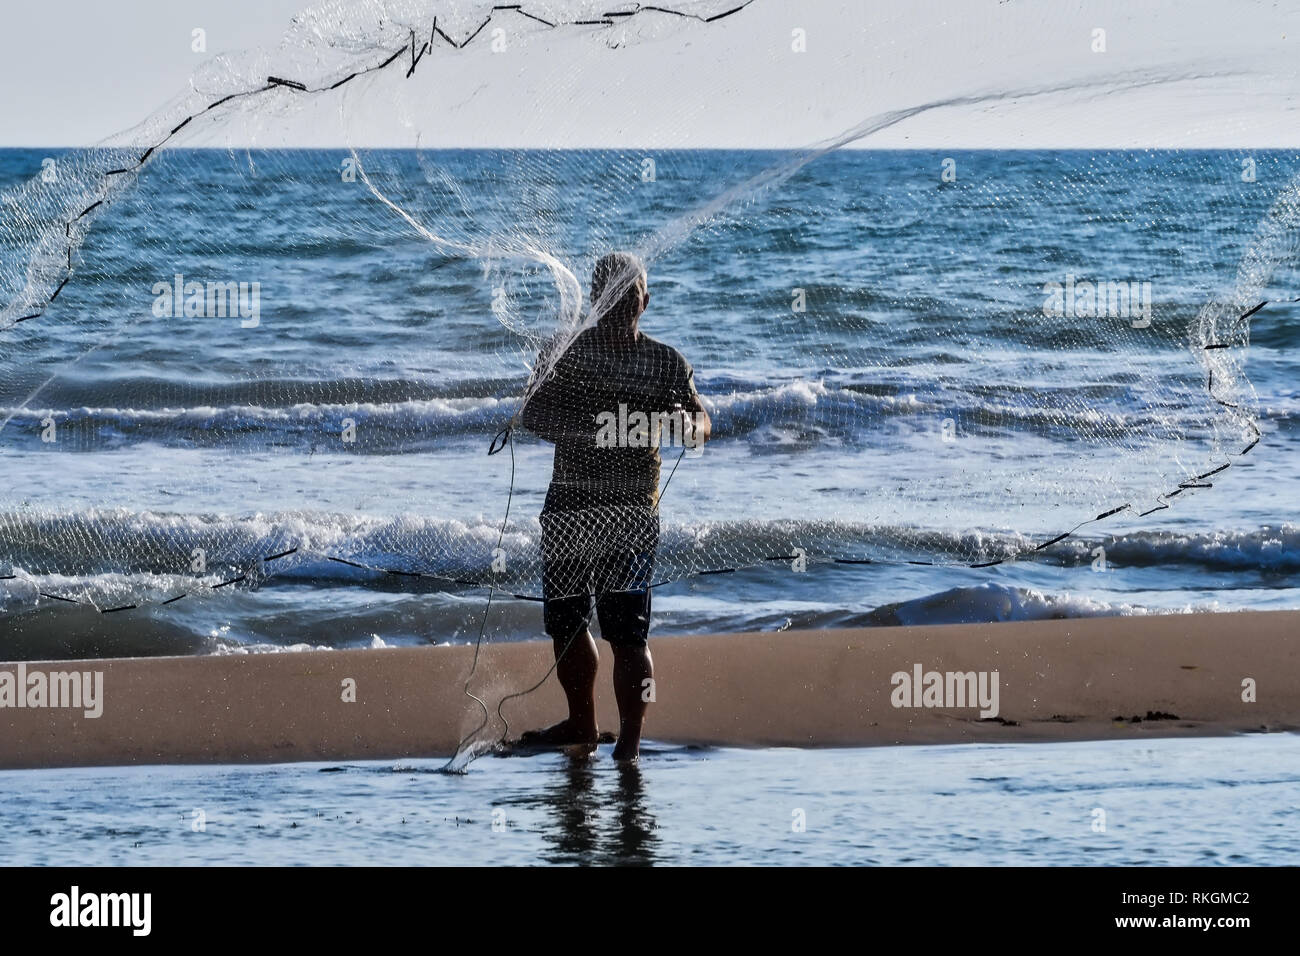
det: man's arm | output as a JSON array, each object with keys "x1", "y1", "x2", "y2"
[
  {"x1": 677, "y1": 389, "x2": 711, "y2": 447},
  {"x1": 671, "y1": 359, "x2": 711, "y2": 448},
  {"x1": 520, "y1": 366, "x2": 565, "y2": 444}
]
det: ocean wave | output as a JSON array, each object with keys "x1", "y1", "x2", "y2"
[
  {"x1": 0, "y1": 374, "x2": 1226, "y2": 451},
  {"x1": 2, "y1": 511, "x2": 1297, "y2": 615},
  {"x1": 855, "y1": 582, "x2": 1177, "y2": 627},
  {"x1": 0, "y1": 575, "x2": 1224, "y2": 661},
  {"x1": 1049, "y1": 525, "x2": 1300, "y2": 571}
]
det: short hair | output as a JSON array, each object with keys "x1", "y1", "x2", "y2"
[{"x1": 590, "y1": 252, "x2": 647, "y2": 326}]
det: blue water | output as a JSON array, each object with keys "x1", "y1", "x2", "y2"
[
  {"x1": 2, "y1": 734, "x2": 1297, "y2": 865},
  {"x1": 2, "y1": 148, "x2": 1299, "y2": 657}
]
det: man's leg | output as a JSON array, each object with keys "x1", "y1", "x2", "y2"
[
  {"x1": 552, "y1": 621, "x2": 599, "y2": 742},
  {"x1": 523, "y1": 544, "x2": 601, "y2": 747},
  {"x1": 600, "y1": 520, "x2": 657, "y2": 761},
  {"x1": 611, "y1": 643, "x2": 653, "y2": 761}
]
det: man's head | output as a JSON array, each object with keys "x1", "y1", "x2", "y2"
[{"x1": 590, "y1": 251, "x2": 649, "y2": 331}]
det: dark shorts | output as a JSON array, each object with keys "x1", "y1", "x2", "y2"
[{"x1": 540, "y1": 506, "x2": 658, "y2": 648}]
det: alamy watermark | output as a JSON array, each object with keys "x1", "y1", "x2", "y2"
[
  {"x1": 891, "y1": 663, "x2": 1000, "y2": 719},
  {"x1": 1042, "y1": 274, "x2": 1152, "y2": 328},
  {"x1": 595, "y1": 403, "x2": 706, "y2": 453},
  {"x1": 152, "y1": 273, "x2": 260, "y2": 327},
  {"x1": 50, "y1": 886, "x2": 150, "y2": 936},
  {"x1": 0, "y1": 663, "x2": 103, "y2": 718}
]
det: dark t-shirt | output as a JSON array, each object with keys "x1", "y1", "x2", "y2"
[{"x1": 522, "y1": 326, "x2": 700, "y2": 513}]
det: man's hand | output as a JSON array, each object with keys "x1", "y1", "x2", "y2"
[{"x1": 672, "y1": 399, "x2": 711, "y2": 450}]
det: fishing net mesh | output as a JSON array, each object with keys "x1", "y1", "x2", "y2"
[{"x1": 0, "y1": 0, "x2": 1294, "y2": 628}]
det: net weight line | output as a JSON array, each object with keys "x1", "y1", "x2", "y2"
[{"x1": 5, "y1": 1, "x2": 758, "y2": 332}]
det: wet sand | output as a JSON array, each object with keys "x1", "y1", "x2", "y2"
[{"x1": 1, "y1": 610, "x2": 1296, "y2": 769}]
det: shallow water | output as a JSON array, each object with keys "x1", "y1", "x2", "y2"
[{"x1": 3, "y1": 734, "x2": 1297, "y2": 866}]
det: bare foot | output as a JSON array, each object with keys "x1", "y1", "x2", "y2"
[
  {"x1": 517, "y1": 718, "x2": 598, "y2": 749},
  {"x1": 611, "y1": 738, "x2": 640, "y2": 762}
]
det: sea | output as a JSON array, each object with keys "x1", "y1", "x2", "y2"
[
  {"x1": 2, "y1": 734, "x2": 1297, "y2": 866},
  {"x1": 1, "y1": 148, "x2": 1297, "y2": 658}
]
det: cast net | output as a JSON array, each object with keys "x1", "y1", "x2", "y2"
[{"x1": 0, "y1": 1, "x2": 1297, "y2": 757}]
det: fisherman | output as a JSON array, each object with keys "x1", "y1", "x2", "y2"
[{"x1": 519, "y1": 252, "x2": 711, "y2": 761}]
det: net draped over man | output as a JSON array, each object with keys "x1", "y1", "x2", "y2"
[{"x1": 519, "y1": 252, "x2": 711, "y2": 761}]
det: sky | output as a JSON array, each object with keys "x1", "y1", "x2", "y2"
[
  {"x1": 1, "y1": 0, "x2": 307, "y2": 147},
  {"x1": 1, "y1": 0, "x2": 1298, "y2": 148}
]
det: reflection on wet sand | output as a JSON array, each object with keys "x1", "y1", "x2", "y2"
[{"x1": 530, "y1": 754, "x2": 659, "y2": 865}]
